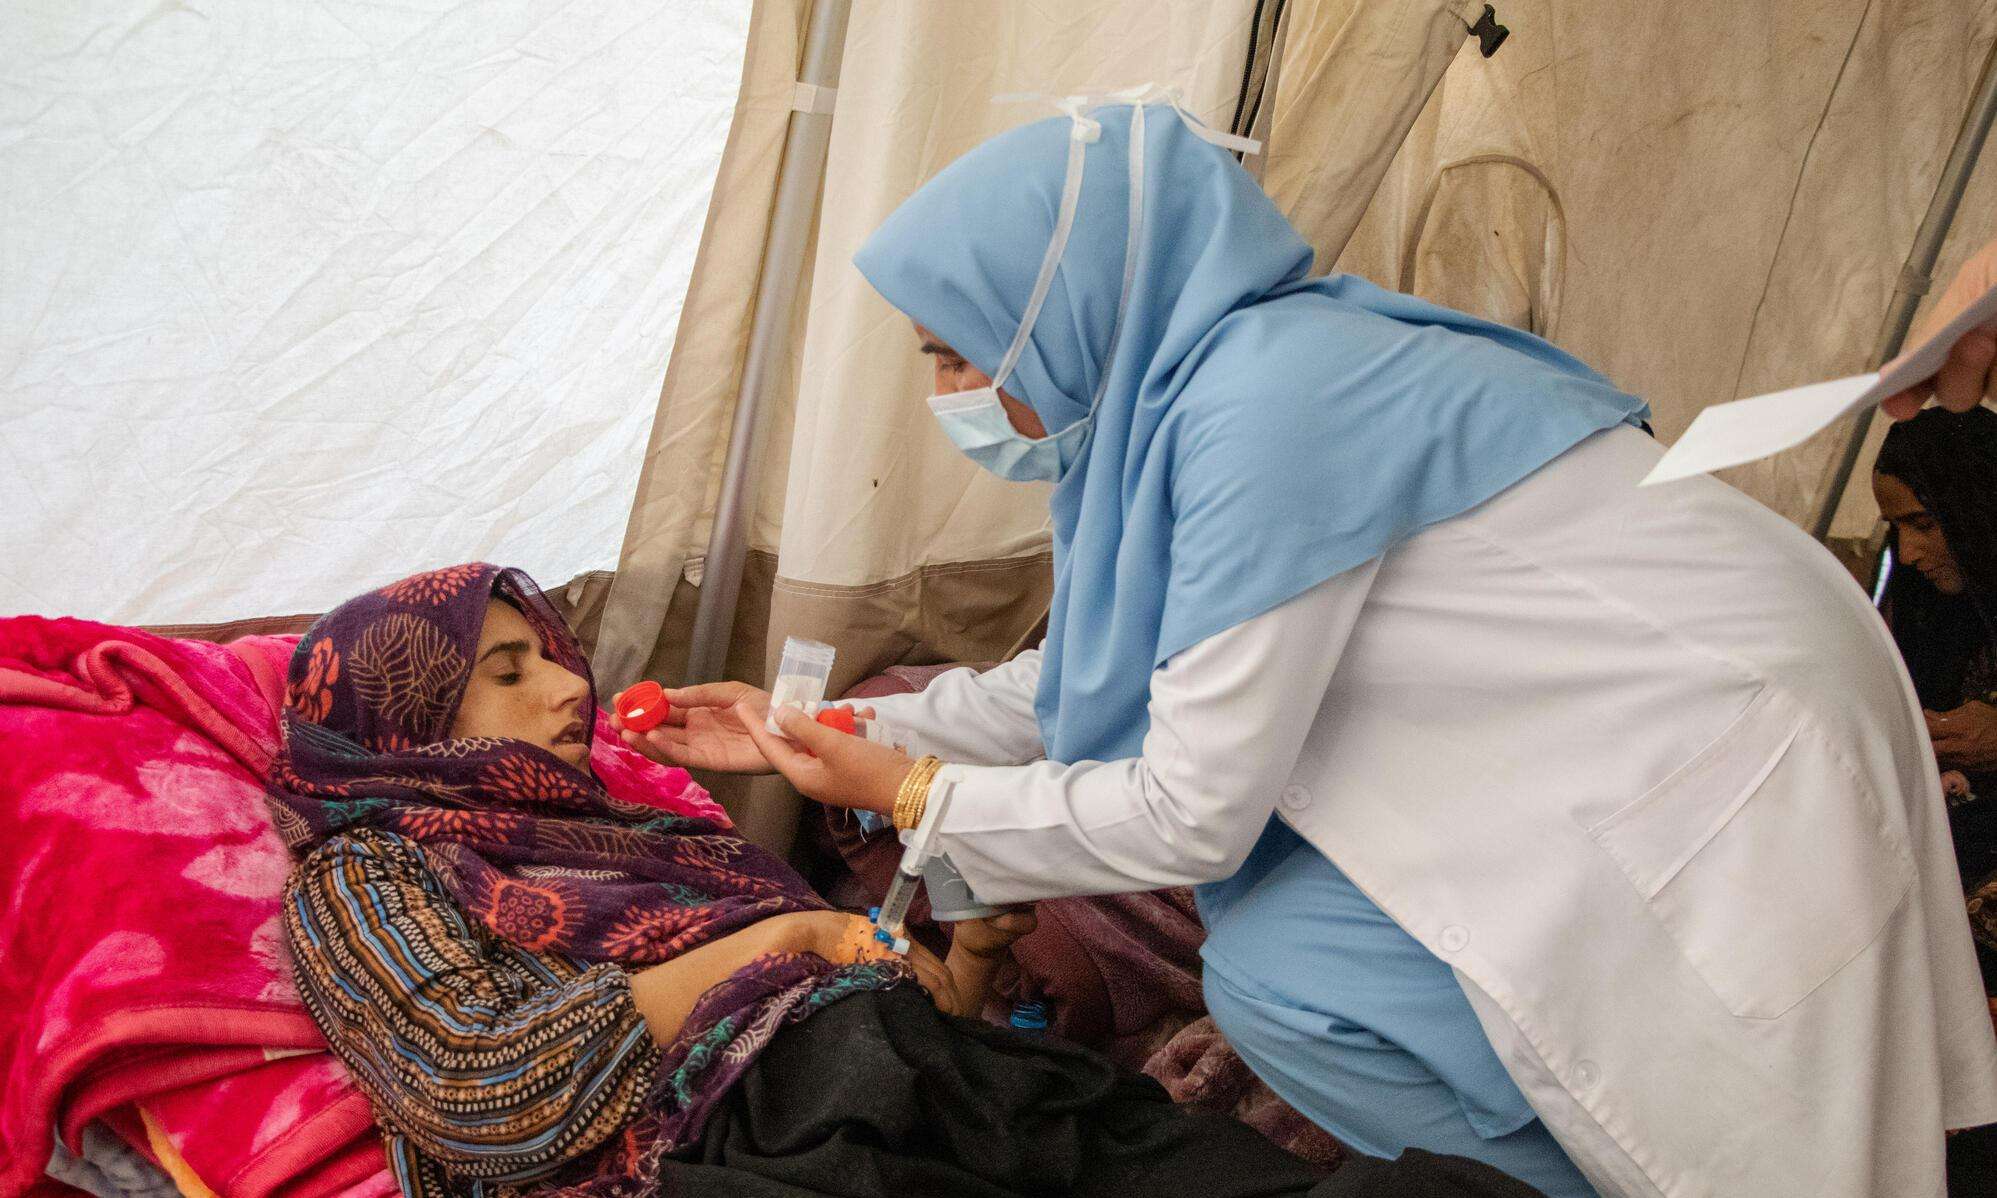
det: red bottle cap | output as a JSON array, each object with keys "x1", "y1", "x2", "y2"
[
  {"x1": 615, "y1": 681, "x2": 669, "y2": 732},
  {"x1": 815, "y1": 706, "x2": 858, "y2": 735}
]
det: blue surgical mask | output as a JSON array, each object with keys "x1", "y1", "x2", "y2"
[{"x1": 927, "y1": 386, "x2": 1092, "y2": 483}]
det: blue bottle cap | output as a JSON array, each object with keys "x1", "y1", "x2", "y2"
[{"x1": 1009, "y1": 1000, "x2": 1049, "y2": 1031}]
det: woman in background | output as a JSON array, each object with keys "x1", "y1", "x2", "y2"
[{"x1": 1873, "y1": 406, "x2": 1997, "y2": 991}]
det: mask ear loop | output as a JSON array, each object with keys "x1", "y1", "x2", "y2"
[
  {"x1": 984, "y1": 110, "x2": 1096, "y2": 394},
  {"x1": 1039, "y1": 83, "x2": 1263, "y2": 155},
  {"x1": 982, "y1": 88, "x2": 1237, "y2": 441}
]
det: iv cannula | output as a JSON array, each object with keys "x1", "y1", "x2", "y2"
[{"x1": 872, "y1": 777, "x2": 957, "y2": 948}]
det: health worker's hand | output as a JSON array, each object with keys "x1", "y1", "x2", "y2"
[
  {"x1": 901, "y1": 940, "x2": 967, "y2": 1014},
  {"x1": 1929, "y1": 700, "x2": 1997, "y2": 774},
  {"x1": 951, "y1": 906, "x2": 1038, "y2": 960},
  {"x1": 1942, "y1": 769, "x2": 1974, "y2": 801},
  {"x1": 614, "y1": 681, "x2": 776, "y2": 775},
  {"x1": 737, "y1": 697, "x2": 912, "y2": 815}
]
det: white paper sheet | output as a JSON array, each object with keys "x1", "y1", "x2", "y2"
[{"x1": 1643, "y1": 280, "x2": 1997, "y2": 486}]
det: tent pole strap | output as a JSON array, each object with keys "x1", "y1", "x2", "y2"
[
  {"x1": 685, "y1": 0, "x2": 852, "y2": 683},
  {"x1": 1810, "y1": 35, "x2": 1997, "y2": 542}
]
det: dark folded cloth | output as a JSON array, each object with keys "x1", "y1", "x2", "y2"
[{"x1": 656, "y1": 987, "x2": 1543, "y2": 1198}]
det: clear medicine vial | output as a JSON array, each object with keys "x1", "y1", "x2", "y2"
[{"x1": 765, "y1": 637, "x2": 836, "y2": 735}]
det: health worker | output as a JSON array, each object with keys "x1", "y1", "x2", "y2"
[{"x1": 625, "y1": 92, "x2": 1997, "y2": 1198}]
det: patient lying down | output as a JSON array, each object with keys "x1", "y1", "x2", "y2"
[{"x1": 268, "y1": 564, "x2": 1542, "y2": 1197}]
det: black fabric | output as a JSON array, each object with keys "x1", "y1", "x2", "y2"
[{"x1": 656, "y1": 987, "x2": 1543, "y2": 1198}]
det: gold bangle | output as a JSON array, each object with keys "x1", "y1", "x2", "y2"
[
  {"x1": 893, "y1": 756, "x2": 942, "y2": 830},
  {"x1": 893, "y1": 757, "x2": 939, "y2": 829}
]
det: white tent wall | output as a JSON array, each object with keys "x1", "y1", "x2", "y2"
[
  {"x1": 1, "y1": 0, "x2": 749, "y2": 626},
  {"x1": 1318, "y1": 0, "x2": 1997, "y2": 542}
]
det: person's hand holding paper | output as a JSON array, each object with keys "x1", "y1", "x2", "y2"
[
  {"x1": 1645, "y1": 247, "x2": 1997, "y2": 486},
  {"x1": 1882, "y1": 240, "x2": 1997, "y2": 419}
]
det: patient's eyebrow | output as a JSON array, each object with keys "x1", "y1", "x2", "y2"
[{"x1": 477, "y1": 639, "x2": 531, "y2": 665}]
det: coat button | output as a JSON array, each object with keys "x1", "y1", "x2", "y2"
[
  {"x1": 1280, "y1": 784, "x2": 1312, "y2": 811},
  {"x1": 1439, "y1": 925, "x2": 1470, "y2": 953},
  {"x1": 1574, "y1": 1059, "x2": 1601, "y2": 1089}
]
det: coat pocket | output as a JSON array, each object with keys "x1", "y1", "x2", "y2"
[{"x1": 1586, "y1": 687, "x2": 1916, "y2": 1019}]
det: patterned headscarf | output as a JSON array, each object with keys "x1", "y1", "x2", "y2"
[{"x1": 266, "y1": 564, "x2": 901, "y2": 1158}]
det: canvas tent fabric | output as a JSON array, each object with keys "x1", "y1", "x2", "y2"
[
  {"x1": 594, "y1": 0, "x2": 1473, "y2": 685},
  {"x1": 597, "y1": 0, "x2": 1997, "y2": 742},
  {"x1": 1, "y1": 0, "x2": 750, "y2": 626},
  {"x1": 591, "y1": 0, "x2": 1480, "y2": 842},
  {"x1": 1320, "y1": 0, "x2": 1997, "y2": 537},
  {"x1": 10, "y1": 0, "x2": 1997, "y2": 740}
]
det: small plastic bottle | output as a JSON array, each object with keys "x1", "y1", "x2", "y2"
[
  {"x1": 765, "y1": 637, "x2": 836, "y2": 736},
  {"x1": 1008, "y1": 999, "x2": 1050, "y2": 1035}
]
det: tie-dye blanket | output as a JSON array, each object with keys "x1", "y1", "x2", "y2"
[
  {"x1": 3, "y1": 614, "x2": 737, "y2": 1196},
  {"x1": 0, "y1": 617, "x2": 383, "y2": 1196}
]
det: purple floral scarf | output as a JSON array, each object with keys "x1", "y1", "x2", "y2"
[{"x1": 266, "y1": 563, "x2": 902, "y2": 1170}]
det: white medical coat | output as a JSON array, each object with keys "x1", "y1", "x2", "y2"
[{"x1": 866, "y1": 426, "x2": 1997, "y2": 1197}]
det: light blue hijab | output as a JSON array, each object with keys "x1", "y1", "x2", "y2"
[{"x1": 855, "y1": 103, "x2": 1647, "y2": 765}]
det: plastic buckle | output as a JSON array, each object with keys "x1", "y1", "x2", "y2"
[{"x1": 1471, "y1": 5, "x2": 1509, "y2": 57}]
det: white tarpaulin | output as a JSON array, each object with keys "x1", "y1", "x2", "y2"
[{"x1": 1, "y1": 0, "x2": 749, "y2": 625}]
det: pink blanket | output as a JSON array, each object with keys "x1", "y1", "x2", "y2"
[{"x1": 2, "y1": 616, "x2": 729, "y2": 1195}]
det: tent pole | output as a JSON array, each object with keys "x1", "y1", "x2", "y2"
[
  {"x1": 1810, "y1": 35, "x2": 1997, "y2": 542},
  {"x1": 685, "y1": 0, "x2": 852, "y2": 683}
]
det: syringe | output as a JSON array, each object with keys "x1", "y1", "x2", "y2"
[{"x1": 870, "y1": 775, "x2": 957, "y2": 953}]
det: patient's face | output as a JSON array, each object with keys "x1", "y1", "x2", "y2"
[{"x1": 451, "y1": 599, "x2": 594, "y2": 773}]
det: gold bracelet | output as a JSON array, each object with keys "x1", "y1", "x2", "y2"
[
  {"x1": 892, "y1": 756, "x2": 943, "y2": 830},
  {"x1": 893, "y1": 757, "x2": 940, "y2": 829}
]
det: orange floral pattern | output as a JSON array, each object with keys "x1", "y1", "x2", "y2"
[
  {"x1": 397, "y1": 806, "x2": 524, "y2": 842},
  {"x1": 601, "y1": 903, "x2": 711, "y2": 962},
  {"x1": 348, "y1": 613, "x2": 464, "y2": 738},
  {"x1": 481, "y1": 756, "x2": 595, "y2": 809},
  {"x1": 482, "y1": 878, "x2": 573, "y2": 951},
  {"x1": 379, "y1": 563, "x2": 485, "y2": 606},
  {"x1": 287, "y1": 639, "x2": 340, "y2": 723}
]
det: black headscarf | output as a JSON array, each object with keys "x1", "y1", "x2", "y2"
[{"x1": 1875, "y1": 406, "x2": 1997, "y2": 710}]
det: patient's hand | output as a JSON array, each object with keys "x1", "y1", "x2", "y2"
[{"x1": 616, "y1": 681, "x2": 777, "y2": 775}]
